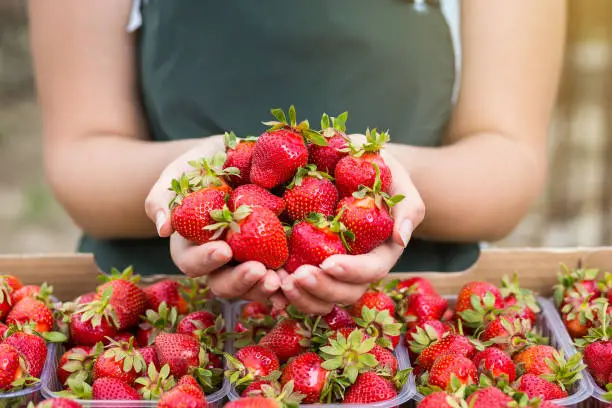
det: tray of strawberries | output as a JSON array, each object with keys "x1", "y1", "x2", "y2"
[
  {"x1": 552, "y1": 265, "x2": 612, "y2": 407},
  {"x1": 404, "y1": 275, "x2": 592, "y2": 408},
  {"x1": 40, "y1": 267, "x2": 230, "y2": 408},
  {"x1": 0, "y1": 274, "x2": 68, "y2": 408},
  {"x1": 224, "y1": 296, "x2": 416, "y2": 407}
]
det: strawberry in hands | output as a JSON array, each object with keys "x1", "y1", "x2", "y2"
[
  {"x1": 223, "y1": 131, "x2": 257, "y2": 187},
  {"x1": 283, "y1": 165, "x2": 339, "y2": 222},
  {"x1": 251, "y1": 106, "x2": 328, "y2": 189},
  {"x1": 308, "y1": 112, "x2": 349, "y2": 177}
]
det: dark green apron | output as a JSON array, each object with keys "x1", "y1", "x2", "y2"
[{"x1": 79, "y1": 0, "x2": 480, "y2": 275}]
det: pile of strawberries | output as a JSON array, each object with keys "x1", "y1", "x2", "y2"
[
  {"x1": 50, "y1": 267, "x2": 226, "y2": 407},
  {"x1": 553, "y1": 265, "x2": 612, "y2": 402},
  {"x1": 402, "y1": 275, "x2": 581, "y2": 408},
  {"x1": 169, "y1": 107, "x2": 404, "y2": 271},
  {"x1": 224, "y1": 288, "x2": 410, "y2": 406},
  {"x1": 0, "y1": 274, "x2": 66, "y2": 394}
]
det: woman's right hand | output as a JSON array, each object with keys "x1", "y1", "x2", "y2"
[{"x1": 144, "y1": 135, "x2": 282, "y2": 303}]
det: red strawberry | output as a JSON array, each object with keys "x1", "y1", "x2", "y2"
[
  {"x1": 553, "y1": 264, "x2": 600, "y2": 309},
  {"x1": 428, "y1": 354, "x2": 477, "y2": 390},
  {"x1": 250, "y1": 106, "x2": 327, "y2": 189},
  {"x1": 323, "y1": 305, "x2": 355, "y2": 331},
  {"x1": 57, "y1": 346, "x2": 93, "y2": 386},
  {"x1": 401, "y1": 294, "x2": 448, "y2": 328},
  {"x1": 258, "y1": 319, "x2": 308, "y2": 362},
  {"x1": 353, "y1": 307, "x2": 401, "y2": 350},
  {"x1": 229, "y1": 184, "x2": 285, "y2": 216},
  {"x1": 418, "y1": 392, "x2": 464, "y2": 408},
  {"x1": 154, "y1": 333, "x2": 202, "y2": 377},
  {"x1": 169, "y1": 176, "x2": 229, "y2": 245},
  {"x1": 75, "y1": 292, "x2": 96, "y2": 304},
  {"x1": 337, "y1": 163, "x2": 403, "y2": 255},
  {"x1": 416, "y1": 334, "x2": 477, "y2": 370},
  {"x1": 158, "y1": 383, "x2": 208, "y2": 408},
  {"x1": 584, "y1": 340, "x2": 612, "y2": 386},
  {"x1": 136, "y1": 302, "x2": 178, "y2": 347},
  {"x1": 343, "y1": 372, "x2": 397, "y2": 404},
  {"x1": 405, "y1": 320, "x2": 451, "y2": 360},
  {"x1": 515, "y1": 374, "x2": 567, "y2": 400},
  {"x1": 334, "y1": 128, "x2": 392, "y2": 198},
  {"x1": 144, "y1": 280, "x2": 190, "y2": 315},
  {"x1": 93, "y1": 340, "x2": 146, "y2": 385},
  {"x1": 241, "y1": 302, "x2": 271, "y2": 321},
  {"x1": 177, "y1": 311, "x2": 225, "y2": 351},
  {"x1": 224, "y1": 131, "x2": 257, "y2": 187},
  {"x1": 6, "y1": 298, "x2": 54, "y2": 333},
  {"x1": 208, "y1": 205, "x2": 288, "y2": 270},
  {"x1": 0, "y1": 280, "x2": 11, "y2": 321},
  {"x1": 456, "y1": 281, "x2": 505, "y2": 328},
  {"x1": 390, "y1": 277, "x2": 438, "y2": 298},
  {"x1": 281, "y1": 352, "x2": 327, "y2": 403},
  {"x1": 472, "y1": 347, "x2": 516, "y2": 382},
  {"x1": 500, "y1": 273, "x2": 541, "y2": 324},
  {"x1": 69, "y1": 309, "x2": 117, "y2": 347},
  {"x1": 34, "y1": 398, "x2": 83, "y2": 408},
  {"x1": 466, "y1": 387, "x2": 513, "y2": 407},
  {"x1": 96, "y1": 267, "x2": 148, "y2": 331},
  {"x1": 226, "y1": 345, "x2": 280, "y2": 386},
  {"x1": 283, "y1": 165, "x2": 338, "y2": 222},
  {"x1": 351, "y1": 290, "x2": 395, "y2": 317},
  {"x1": 308, "y1": 112, "x2": 349, "y2": 177},
  {"x1": 0, "y1": 323, "x2": 7, "y2": 338},
  {"x1": 0, "y1": 275, "x2": 22, "y2": 292},
  {"x1": 284, "y1": 213, "x2": 351, "y2": 274},
  {"x1": 92, "y1": 377, "x2": 142, "y2": 400},
  {"x1": 3, "y1": 331, "x2": 47, "y2": 378},
  {"x1": 370, "y1": 344, "x2": 398, "y2": 375},
  {"x1": 0, "y1": 343, "x2": 27, "y2": 390},
  {"x1": 10, "y1": 285, "x2": 42, "y2": 305},
  {"x1": 513, "y1": 345, "x2": 557, "y2": 377}
]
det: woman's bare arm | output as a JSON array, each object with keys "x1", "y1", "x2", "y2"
[
  {"x1": 390, "y1": 0, "x2": 566, "y2": 242},
  {"x1": 29, "y1": 0, "x2": 210, "y2": 239}
]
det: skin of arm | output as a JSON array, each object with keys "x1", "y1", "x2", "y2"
[
  {"x1": 29, "y1": 0, "x2": 209, "y2": 239},
  {"x1": 390, "y1": 0, "x2": 566, "y2": 243}
]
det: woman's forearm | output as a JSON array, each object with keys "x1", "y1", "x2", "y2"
[
  {"x1": 390, "y1": 132, "x2": 547, "y2": 242},
  {"x1": 45, "y1": 135, "x2": 207, "y2": 239}
]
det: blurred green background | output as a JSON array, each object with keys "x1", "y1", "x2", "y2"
[{"x1": 0, "y1": 1, "x2": 610, "y2": 254}]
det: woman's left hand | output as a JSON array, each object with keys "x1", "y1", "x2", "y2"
[{"x1": 278, "y1": 146, "x2": 425, "y2": 315}]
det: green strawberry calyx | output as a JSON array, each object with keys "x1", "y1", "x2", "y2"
[
  {"x1": 57, "y1": 372, "x2": 93, "y2": 399},
  {"x1": 305, "y1": 211, "x2": 355, "y2": 252},
  {"x1": 223, "y1": 131, "x2": 258, "y2": 150},
  {"x1": 140, "y1": 301, "x2": 179, "y2": 346},
  {"x1": 341, "y1": 128, "x2": 390, "y2": 157},
  {"x1": 134, "y1": 363, "x2": 176, "y2": 400},
  {"x1": 553, "y1": 263, "x2": 599, "y2": 308},
  {"x1": 575, "y1": 298, "x2": 612, "y2": 347},
  {"x1": 257, "y1": 380, "x2": 305, "y2": 408},
  {"x1": 319, "y1": 329, "x2": 378, "y2": 384},
  {"x1": 205, "y1": 204, "x2": 253, "y2": 240},
  {"x1": 352, "y1": 163, "x2": 404, "y2": 210},
  {"x1": 187, "y1": 151, "x2": 240, "y2": 188},
  {"x1": 76, "y1": 286, "x2": 120, "y2": 329},
  {"x1": 458, "y1": 291, "x2": 504, "y2": 329},
  {"x1": 0, "y1": 280, "x2": 12, "y2": 308},
  {"x1": 320, "y1": 112, "x2": 348, "y2": 138},
  {"x1": 407, "y1": 323, "x2": 446, "y2": 354},
  {"x1": 353, "y1": 306, "x2": 402, "y2": 350},
  {"x1": 262, "y1": 105, "x2": 328, "y2": 146},
  {"x1": 500, "y1": 273, "x2": 541, "y2": 315},
  {"x1": 98, "y1": 265, "x2": 141, "y2": 285},
  {"x1": 540, "y1": 350, "x2": 585, "y2": 390},
  {"x1": 287, "y1": 164, "x2": 334, "y2": 189},
  {"x1": 102, "y1": 337, "x2": 147, "y2": 375}
]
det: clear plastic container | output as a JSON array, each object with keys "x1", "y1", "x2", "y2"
[
  {"x1": 409, "y1": 296, "x2": 592, "y2": 408},
  {"x1": 41, "y1": 299, "x2": 233, "y2": 408},
  {"x1": 226, "y1": 300, "x2": 417, "y2": 408}
]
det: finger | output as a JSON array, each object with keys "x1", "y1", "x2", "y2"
[
  {"x1": 319, "y1": 241, "x2": 404, "y2": 284},
  {"x1": 281, "y1": 274, "x2": 334, "y2": 315},
  {"x1": 145, "y1": 168, "x2": 192, "y2": 238},
  {"x1": 383, "y1": 155, "x2": 426, "y2": 247},
  {"x1": 170, "y1": 234, "x2": 232, "y2": 277},
  {"x1": 207, "y1": 261, "x2": 268, "y2": 299},
  {"x1": 292, "y1": 265, "x2": 368, "y2": 305},
  {"x1": 240, "y1": 270, "x2": 282, "y2": 303}
]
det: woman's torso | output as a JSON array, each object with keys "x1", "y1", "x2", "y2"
[{"x1": 79, "y1": 0, "x2": 480, "y2": 275}]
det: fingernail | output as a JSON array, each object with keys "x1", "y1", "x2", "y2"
[
  {"x1": 210, "y1": 248, "x2": 230, "y2": 262},
  {"x1": 155, "y1": 211, "x2": 166, "y2": 235},
  {"x1": 400, "y1": 219, "x2": 413, "y2": 247},
  {"x1": 320, "y1": 259, "x2": 343, "y2": 276},
  {"x1": 248, "y1": 268, "x2": 265, "y2": 281},
  {"x1": 294, "y1": 269, "x2": 317, "y2": 288},
  {"x1": 264, "y1": 277, "x2": 279, "y2": 291},
  {"x1": 282, "y1": 278, "x2": 295, "y2": 292}
]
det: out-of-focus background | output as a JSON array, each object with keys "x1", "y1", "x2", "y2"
[{"x1": 0, "y1": 1, "x2": 610, "y2": 254}]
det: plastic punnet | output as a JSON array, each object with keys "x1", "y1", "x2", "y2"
[{"x1": 227, "y1": 300, "x2": 416, "y2": 408}]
